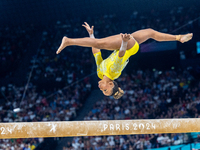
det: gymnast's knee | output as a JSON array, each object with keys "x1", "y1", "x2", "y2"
[{"x1": 146, "y1": 28, "x2": 156, "y2": 37}]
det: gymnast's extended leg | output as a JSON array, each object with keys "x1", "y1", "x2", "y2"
[
  {"x1": 56, "y1": 28, "x2": 192, "y2": 54},
  {"x1": 131, "y1": 28, "x2": 193, "y2": 44}
]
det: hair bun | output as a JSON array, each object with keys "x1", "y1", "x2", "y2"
[{"x1": 113, "y1": 88, "x2": 124, "y2": 99}]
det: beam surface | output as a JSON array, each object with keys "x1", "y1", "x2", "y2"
[{"x1": 0, "y1": 118, "x2": 199, "y2": 139}]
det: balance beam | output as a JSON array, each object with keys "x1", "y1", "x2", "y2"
[{"x1": 0, "y1": 118, "x2": 199, "y2": 139}]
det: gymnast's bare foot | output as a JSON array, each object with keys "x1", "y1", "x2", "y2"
[
  {"x1": 56, "y1": 36, "x2": 69, "y2": 54},
  {"x1": 177, "y1": 33, "x2": 193, "y2": 43}
]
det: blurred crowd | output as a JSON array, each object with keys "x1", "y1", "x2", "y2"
[
  {"x1": 127, "y1": 6, "x2": 199, "y2": 35},
  {"x1": 0, "y1": 77, "x2": 91, "y2": 149},
  {"x1": 0, "y1": 4, "x2": 200, "y2": 150},
  {"x1": 0, "y1": 26, "x2": 34, "y2": 78},
  {"x1": 68, "y1": 69, "x2": 200, "y2": 150},
  {"x1": 66, "y1": 133, "x2": 189, "y2": 150},
  {"x1": 0, "y1": 138, "x2": 43, "y2": 150},
  {"x1": 0, "y1": 79, "x2": 91, "y2": 122}
]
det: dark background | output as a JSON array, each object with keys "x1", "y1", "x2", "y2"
[{"x1": 1, "y1": 0, "x2": 200, "y2": 27}]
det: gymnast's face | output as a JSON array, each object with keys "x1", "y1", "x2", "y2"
[{"x1": 98, "y1": 80, "x2": 114, "y2": 96}]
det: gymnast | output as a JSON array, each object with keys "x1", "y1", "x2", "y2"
[{"x1": 56, "y1": 22, "x2": 193, "y2": 99}]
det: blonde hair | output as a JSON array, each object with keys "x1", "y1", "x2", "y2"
[{"x1": 113, "y1": 87, "x2": 124, "y2": 99}]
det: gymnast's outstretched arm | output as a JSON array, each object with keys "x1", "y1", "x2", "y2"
[{"x1": 82, "y1": 22, "x2": 100, "y2": 55}]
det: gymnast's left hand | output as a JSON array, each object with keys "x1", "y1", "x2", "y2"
[{"x1": 82, "y1": 22, "x2": 94, "y2": 35}]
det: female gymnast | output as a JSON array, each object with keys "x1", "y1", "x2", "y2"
[{"x1": 56, "y1": 22, "x2": 193, "y2": 99}]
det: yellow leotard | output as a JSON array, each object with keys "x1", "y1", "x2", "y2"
[{"x1": 93, "y1": 41, "x2": 139, "y2": 80}]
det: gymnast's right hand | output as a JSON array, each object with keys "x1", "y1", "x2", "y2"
[
  {"x1": 82, "y1": 22, "x2": 94, "y2": 35},
  {"x1": 120, "y1": 33, "x2": 131, "y2": 42}
]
